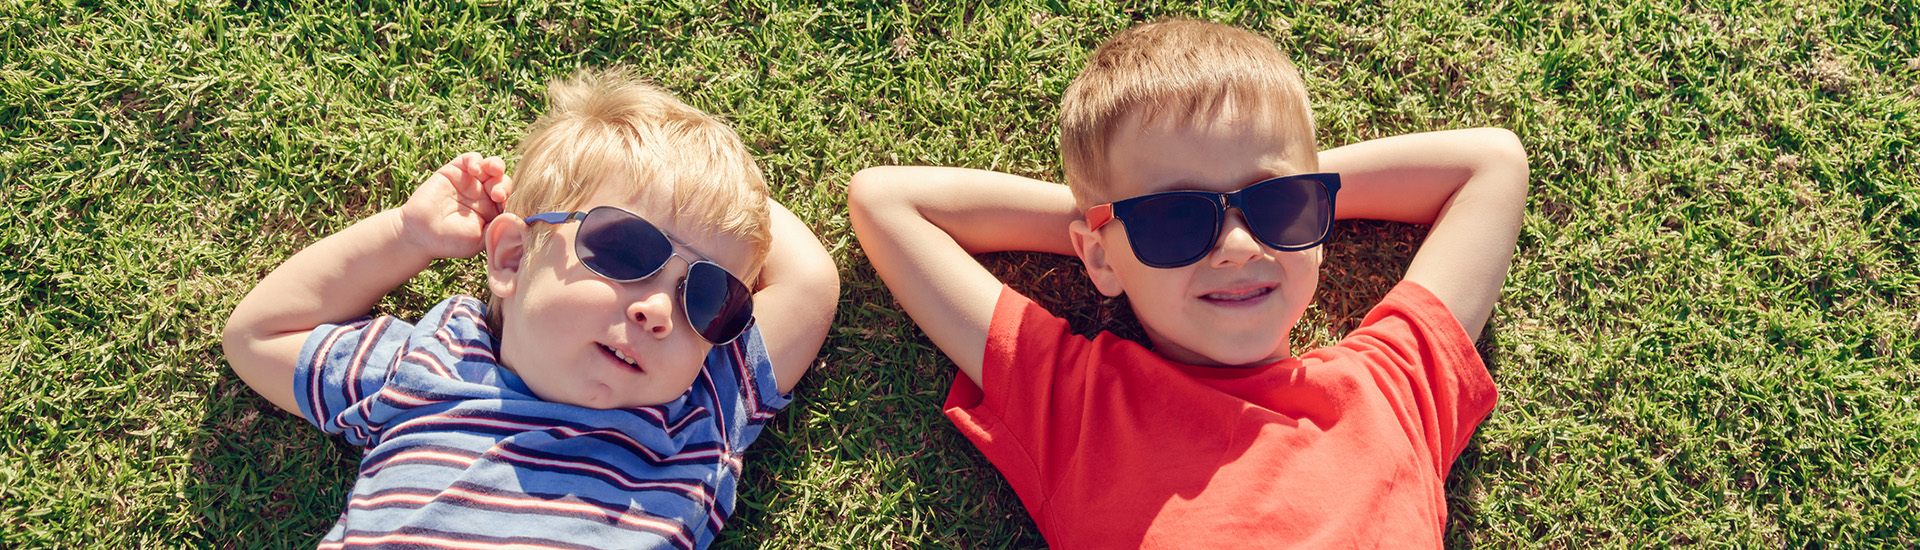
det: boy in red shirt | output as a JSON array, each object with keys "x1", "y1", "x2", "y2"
[{"x1": 848, "y1": 19, "x2": 1529, "y2": 548}]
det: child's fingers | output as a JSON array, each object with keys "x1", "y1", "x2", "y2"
[
  {"x1": 451, "y1": 155, "x2": 503, "y2": 219},
  {"x1": 449, "y1": 153, "x2": 475, "y2": 186},
  {"x1": 431, "y1": 161, "x2": 464, "y2": 190},
  {"x1": 489, "y1": 173, "x2": 514, "y2": 204},
  {"x1": 444, "y1": 152, "x2": 490, "y2": 198},
  {"x1": 481, "y1": 156, "x2": 511, "y2": 204},
  {"x1": 445, "y1": 152, "x2": 482, "y2": 179},
  {"x1": 460, "y1": 152, "x2": 487, "y2": 179},
  {"x1": 425, "y1": 153, "x2": 504, "y2": 223}
]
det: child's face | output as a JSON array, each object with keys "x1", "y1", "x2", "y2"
[
  {"x1": 492, "y1": 181, "x2": 754, "y2": 409},
  {"x1": 1077, "y1": 103, "x2": 1321, "y2": 367}
]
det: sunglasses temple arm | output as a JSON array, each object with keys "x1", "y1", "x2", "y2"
[
  {"x1": 523, "y1": 211, "x2": 590, "y2": 226},
  {"x1": 1085, "y1": 204, "x2": 1116, "y2": 230}
]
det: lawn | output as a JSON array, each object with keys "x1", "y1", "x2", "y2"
[{"x1": 2, "y1": 0, "x2": 1916, "y2": 548}]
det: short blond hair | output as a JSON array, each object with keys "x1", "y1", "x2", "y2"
[
  {"x1": 489, "y1": 68, "x2": 771, "y2": 322},
  {"x1": 1060, "y1": 19, "x2": 1317, "y2": 206}
]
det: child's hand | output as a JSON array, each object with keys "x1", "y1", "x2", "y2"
[{"x1": 397, "y1": 152, "x2": 513, "y2": 260}]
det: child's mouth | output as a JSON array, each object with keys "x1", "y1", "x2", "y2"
[
  {"x1": 1200, "y1": 286, "x2": 1273, "y2": 303},
  {"x1": 599, "y1": 343, "x2": 646, "y2": 373}
]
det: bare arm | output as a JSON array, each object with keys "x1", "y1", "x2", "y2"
[
  {"x1": 847, "y1": 167, "x2": 1077, "y2": 385},
  {"x1": 1319, "y1": 128, "x2": 1530, "y2": 339},
  {"x1": 753, "y1": 199, "x2": 839, "y2": 394},
  {"x1": 222, "y1": 153, "x2": 511, "y2": 413}
]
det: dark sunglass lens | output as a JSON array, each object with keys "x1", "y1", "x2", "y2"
[
  {"x1": 1126, "y1": 194, "x2": 1220, "y2": 267},
  {"x1": 683, "y1": 262, "x2": 754, "y2": 344},
  {"x1": 577, "y1": 208, "x2": 674, "y2": 281},
  {"x1": 1244, "y1": 177, "x2": 1332, "y2": 248}
]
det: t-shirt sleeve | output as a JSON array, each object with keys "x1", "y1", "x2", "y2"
[
  {"x1": 719, "y1": 324, "x2": 792, "y2": 450},
  {"x1": 295, "y1": 313, "x2": 418, "y2": 448},
  {"x1": 1341, "y1": 280, "x2": 1498, "y2": 477},
  {"x1": 943, "y1": 285, "x2": 1091, "y2": 513}
]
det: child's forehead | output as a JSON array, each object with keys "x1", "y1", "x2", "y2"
[
  {"x1": 1121, "y1": 94, "x2": 1307, "y2": 145},
  {"x1": 1102, "y1": 107, "x2": 1314, "y2": 199}
]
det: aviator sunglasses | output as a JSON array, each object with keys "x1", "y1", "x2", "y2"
[
  {"x1": 1086, "y1": 172, "x2": 1342, "y2": 269},
  {"x1": 525, "y1": 206, "x2": 754, "y2": 345}
]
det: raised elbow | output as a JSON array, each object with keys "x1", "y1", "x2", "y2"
[
  {"x1": 1481, "y1": 128, "x2": 1530, "y2": 182},
  {"x1": 219, "y1": 309, "x2": 254, "y2": 362},
  {"x1": 847, "y1": 166, "x2": 915, "y2": 230},
  {"x1": 847, "y1": 166, "x2": 900, "y2": 211}
]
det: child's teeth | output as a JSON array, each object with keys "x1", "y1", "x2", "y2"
[
  {"x1": 613, "y1": 347, "x2": 636, "y2": 365},
  {"x1": 1209, "y1": 288, "x2": 1269, "y2": 300}
]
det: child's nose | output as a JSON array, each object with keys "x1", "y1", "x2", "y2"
[
  {"x1": 1209, "y1": 214, "x2": 1263, "y2": 267},
  {"x1": 627, "y1": 289, "x2": 677, "y2": 338}
]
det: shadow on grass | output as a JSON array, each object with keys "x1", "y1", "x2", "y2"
[
  {"x1": 185, "y1": 370, "x2": 360, "y2": 548},
  {"x1": 1444, "y1": 325, "x2": 1503, "y2": 547}
]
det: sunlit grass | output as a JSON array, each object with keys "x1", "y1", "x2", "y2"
[{"x1": 1, "y1": 0, "x2": 1914, "y2": 548}]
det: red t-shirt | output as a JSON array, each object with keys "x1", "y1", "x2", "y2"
[{"x1": 945, "y1": 281, "x2": 1497, "y2": 549}]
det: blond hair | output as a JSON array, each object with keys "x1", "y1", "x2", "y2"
[
  {"x1": 489, "y1": 67, "x2": 771, "y2": 323},
  {"x1": 1059, "y1": 19, "x2": 1317, "y2": 206}
]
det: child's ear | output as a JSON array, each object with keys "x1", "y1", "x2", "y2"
[
  {"x1": 1069, "y1": 220, "x2": 1125, "y2": 297},
  {"x1": 485, "y1": 214, "x2": 528, "y2": 298}
]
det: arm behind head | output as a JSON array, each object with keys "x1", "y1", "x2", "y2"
[{"x1": 846, "y1": 166, "x2": 1078, "y2": 384}]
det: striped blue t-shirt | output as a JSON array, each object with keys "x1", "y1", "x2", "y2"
[{"x1": 295, "y1": 295, "x2": 791, "y2": 550}]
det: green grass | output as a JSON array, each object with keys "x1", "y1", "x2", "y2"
[{"x1": 3, "y1": 0, "x2": 1916, "y2": 547}]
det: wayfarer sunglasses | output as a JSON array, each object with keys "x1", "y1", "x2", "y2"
[
  {"x1": 525, "y1": 206, "x2": 754, "y2": 345},
  {"x1": 1085, "y1": 173, "x2": 1342, "y2": 269}
]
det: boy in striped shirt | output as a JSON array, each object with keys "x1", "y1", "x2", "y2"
[{"x1": 222, "y1": 67, "x2": 838, "y2": 549}]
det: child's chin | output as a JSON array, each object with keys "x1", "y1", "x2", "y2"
[
  {"x1": 1212, "y1": 353, "x2": 1284, "y2": 368},
  {"x1": 1196, "y1": 338, "x2": 1291, "y2": 367}
]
